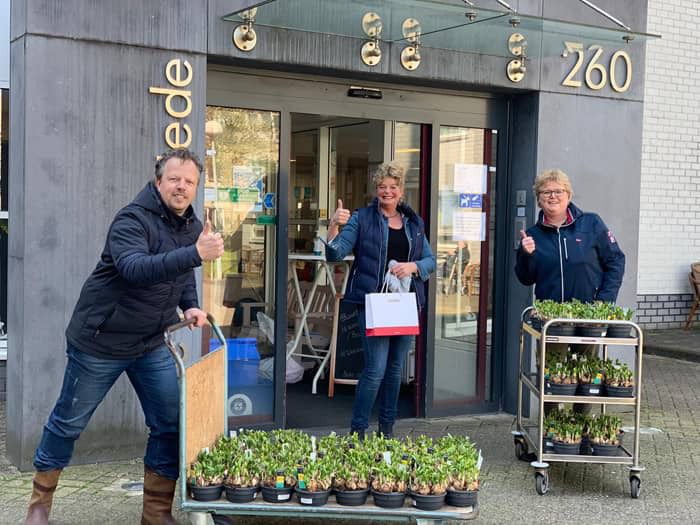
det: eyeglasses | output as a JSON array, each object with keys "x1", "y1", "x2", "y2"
[{"x1": 539, "y1": 189, "x2": 567, "y2": 198}]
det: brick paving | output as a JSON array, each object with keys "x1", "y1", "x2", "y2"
[{"x1": 1, "y1": 353, "x2": 698, "y2": 524}]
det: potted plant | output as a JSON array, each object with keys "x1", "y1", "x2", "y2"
[
  {"x1": 606, "y1": 305, "x2": 634, "y2": 338},
  {"x1": 604, "y1": 359, "x2": 635, "y2": 397},
  {"x1": 260, "y1": 459, "x2": 296, "y2": 503},
  {"x1": 575, "y1": 356, "x2": 604, "y2": 396},
  {"x1": 589, "y1": 415, "x2": 623, "y2": 456},
  {"x1": 370, "y1": 460, "x2": 409, "y2": 508},
  {"x1": 552, "y1": 421, "x2": 583, "y2": 455},
  {"x1": 444, "y1": 448, "x2": 480, "y2": 508},
  {"x1": 533, "y1": 300, "x2": 576, "y2": 335},
  {"x1": 409, "y1": 460, "x2": 448, "y2": 511},
  {"x1": 188, "y1": 449, "x2": 225, "y2": 501},
  {"x1": 544, "y1": 357, "x2": 578, "y2": 395},
  {"x1": 574, "y1": 300, "x2": 609, "y2": 337},
  {"x1": 333, "y1": 445, "x2": 372, "y2": 506},
  {"x1": 295, "y1": 456, "x2": 335, "y2": 506},
  {"x1": 224, "y1": 453, "x2": 261, "y2": 503}
]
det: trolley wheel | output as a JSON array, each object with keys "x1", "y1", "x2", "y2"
[
  {"x1": 535, "y1": 471, "x2": 549, "y2": 495},
  {"x1": 630, "y1": 475, "x2": 641, "y2": 499},
  {"x1": 514, "y1": 438, "x2": 528, "y2": 460}
]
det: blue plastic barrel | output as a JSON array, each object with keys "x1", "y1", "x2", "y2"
[{"x1": 209, "y1": 337, "x2": 260, "y2": 387}]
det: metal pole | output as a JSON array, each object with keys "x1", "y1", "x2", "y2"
[{"x1": 575, "y1": 0, "x2": 631, "y2": 31}]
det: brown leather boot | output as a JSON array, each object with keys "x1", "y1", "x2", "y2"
[
  {"x1": 25, "y1": 469, "x2": 62, "y2": 525},
  {"x1": 141, "y1": 467, "x2": 177, "y2": 525}
]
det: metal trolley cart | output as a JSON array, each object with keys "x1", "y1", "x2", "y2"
[
  {"x1": 164, "y1": 315, "x2": 478, "y2": 525},
  {"x1": 511, "y1": 307, "x2": 645, "y2": 498}
]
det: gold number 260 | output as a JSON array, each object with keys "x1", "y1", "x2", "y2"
[{"x1": 561, "y1": 42, "x2": 632, "y2": 93}]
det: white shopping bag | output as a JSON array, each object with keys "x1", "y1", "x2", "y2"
[{"x1": 365, "y1": 292, "x2": 419, "y2": 337}]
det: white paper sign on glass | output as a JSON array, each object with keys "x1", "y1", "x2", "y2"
[
  {"x1": 453, "y1": 164, "x2": 487, "y2": 194},
  {"x1": 453, "y1": 210, "x2": 486, "y2": 241}
]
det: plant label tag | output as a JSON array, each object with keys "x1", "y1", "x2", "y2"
[
  {"x1": 202, "y1": 447, "x2": 209, "y2": 454},
  {"x1": 590, "y1": 387, "x2": 600, "y2": 394},
  {"x1": 229, "y1": 430, "x2": 237, "y2": 438},
  {"x1": 278, "y1": 494, "x2": 290, "y2": 501},
  {"x1": 310, "y1": 452, "x2": 317, "y2": 462},
  {"x1": 301, "y1": 497, "x2": 313, "y2": 504},
  {"x1": 383, "y1": 451, "x2": 392, "y2": 465},
  {"x1": 477, "y1": 450, "x2": 483, "y2": 471},
  {"x1": 412, "y1": 499, "x2": 417, "y2": 506}
]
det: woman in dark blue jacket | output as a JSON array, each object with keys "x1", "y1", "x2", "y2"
[
  {"x1": 516, "y1": 169, "x2": 625, "y2": 303},
  {"x1": 326, "y1": 162, "x2": 436, "y2": 439}
]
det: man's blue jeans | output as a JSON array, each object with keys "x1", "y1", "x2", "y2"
[
  {"x1": 34, "y1": 342, "x2": 179, "y2": 479},
  {"x1": 350, "y1": 306, "x2": 413, "y2": 431}
]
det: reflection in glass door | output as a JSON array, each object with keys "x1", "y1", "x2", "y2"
[
  {"x1": 431, "y1": 127, "x2": 497, "y2": 410},
  {"x1": 202, "y1": 106, "x2": 279, "y2": 426}
]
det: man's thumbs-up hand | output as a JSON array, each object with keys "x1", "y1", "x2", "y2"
[
  {"x1": 520, "y1": 229, "x2": 536, "y2": 255},
  {"x1": 196, "y1": 220, "x2": 225, "y2": 261},
  {"x1": 331, "y1": 198, "x2": 350, "y2": 227}
]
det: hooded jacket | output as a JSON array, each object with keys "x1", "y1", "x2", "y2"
[
  {"x1": 65, "y1": 182, "x2": 203, "y2": 358},
  {"x1": 325, "y1": 199, "x2": 436, "y2": 308},
  {"x1": 515, "y1": 202, "x2": 625, "y2": 303}
]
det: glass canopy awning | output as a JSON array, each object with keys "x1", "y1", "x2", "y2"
[{"x1": 223, "y1": 0, "x2": 660, "y2": 60}]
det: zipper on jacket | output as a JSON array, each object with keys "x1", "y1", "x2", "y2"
[
  {"x1": 563, "y1": 236, "x2": 569, "y2": 260},
  {"x1": 557, "y1": 229, "x2": 565, "y2": 301}
]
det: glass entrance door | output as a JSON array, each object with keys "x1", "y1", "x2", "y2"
[
  {"x1": 202, "y1": 106, "x2": 280, "y2": 427},
  {"x1": 430, "y1": 127, "x2": 498, "y2": 412}
]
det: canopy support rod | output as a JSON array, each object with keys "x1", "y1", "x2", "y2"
[
  {"x1": 495, "y1": 0, "x2": 517, "y2": 13},
  {"x1": 575, "y1": 0, "x2": 631, "y2": 31}
]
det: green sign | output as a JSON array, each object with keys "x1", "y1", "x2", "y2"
[{"x1": 256, "y1": 215, "x2": 276, "y2": 225}]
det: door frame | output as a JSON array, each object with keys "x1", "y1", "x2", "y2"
[{"x1": 206, "y1": 66, "x2": 510, "y2": 425}]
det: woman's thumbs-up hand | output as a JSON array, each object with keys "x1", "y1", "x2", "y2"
[{"x1": 331, "y1": 199, "x2": 350, "y2": 227}]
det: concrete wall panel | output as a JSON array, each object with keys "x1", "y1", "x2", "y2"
[{"x1": 21, "y1": 0, "x2": 207, "y2": 53}]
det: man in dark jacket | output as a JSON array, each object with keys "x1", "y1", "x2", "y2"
[{"x1": 25, "y1": 149, "x2": 224, "y2": 525}]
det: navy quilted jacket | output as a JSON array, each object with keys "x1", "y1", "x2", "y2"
[
  {"x1": 515, "y1": 202, "x2": 625, "y2": 303},
  {"x1": 65, "y1": 182, "x2": 203, "y2": 358}
]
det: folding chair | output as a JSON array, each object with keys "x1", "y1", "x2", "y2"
[{"x1": 684, "y1": 263, "x2": 700, "y2": 330}]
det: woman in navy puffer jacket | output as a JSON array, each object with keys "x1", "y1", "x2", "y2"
[{"x1": 326, "y1": 162, "x2": 435, "y2": 440}]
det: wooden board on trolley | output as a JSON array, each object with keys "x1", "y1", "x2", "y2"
[{"x1": 184, "y1": 347, "x2": 226, "y2": 467}]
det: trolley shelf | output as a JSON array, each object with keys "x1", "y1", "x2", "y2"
[{"x1": 514, "y1": 308, "x2": 645, "y2": 498}]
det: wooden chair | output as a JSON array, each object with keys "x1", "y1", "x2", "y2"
[{"x1": 685, "y1": 265, "x2": 700, "y2": 330}]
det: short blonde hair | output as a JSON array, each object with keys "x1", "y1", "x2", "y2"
[
  {"x1": 533, "y1": 169, "x2": 574, "y2": 198},
  {"x1": 372, "y1": 161, "x2": 405, "y2": 188}
]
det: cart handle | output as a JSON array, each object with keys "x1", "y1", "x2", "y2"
[{"x1": 163, "y1": 313, "x2": 226, "y2": 362}]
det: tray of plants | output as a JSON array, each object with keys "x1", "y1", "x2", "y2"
[
  {"x1": 512, "y1": 303, "x2": 644, "y2": 499},
  {"x1": 164, "y1": 316, "x2": 479, "y2": 524}
]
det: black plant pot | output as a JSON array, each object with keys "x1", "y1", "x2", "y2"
[
  {"x1": 190, "y1": 484, "x2": 223, "y2": 502},
  {"x1": 446, "y1": 488, "x2": 478, "y2": 507},
  {"x1": 576, "y1": 325, "x2": 607, "y2": 337},
  {"x1": 334, "y1": 488, "x2": 370, "y2": 506},
  {"x1": 545, "y1": 323, "x2": 576, "y2": 336},
  {"x1": 552, "y1": 441, "x2": 581, "y2": 455},
  {"x1": 544, "y1": 382, "x2": 577, "y2": 395},
  {"x1": 606, "y1": 325, "x2": 633, "y2": 338},
  {"x1": 296, "y1": 488, "x2": 331, "y2": 506},
  {"x1": 605, "y1": 384, "x2": 634, "y2": 397},
  {"x1": 592, "y1": 442, "x2": 622, "y2": 456},
  {"x1": 261, "y1": 486, "x2": 293, "y2": 503},
  {"x1": 577, "y1": 383, "x2": 603, "y2": 396},
  {"x1": 410, "y1": 491, "x2": 446, "y2": 511},
  {"x1": 529, "y1": 317, "x2": 543, "y2": 331},
  {"x1": 371, "y1": 490, "x2": 407, "y2": 508},
  {"x1": 225, "y1": 485, "x2": 258, "y2": 503}
]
